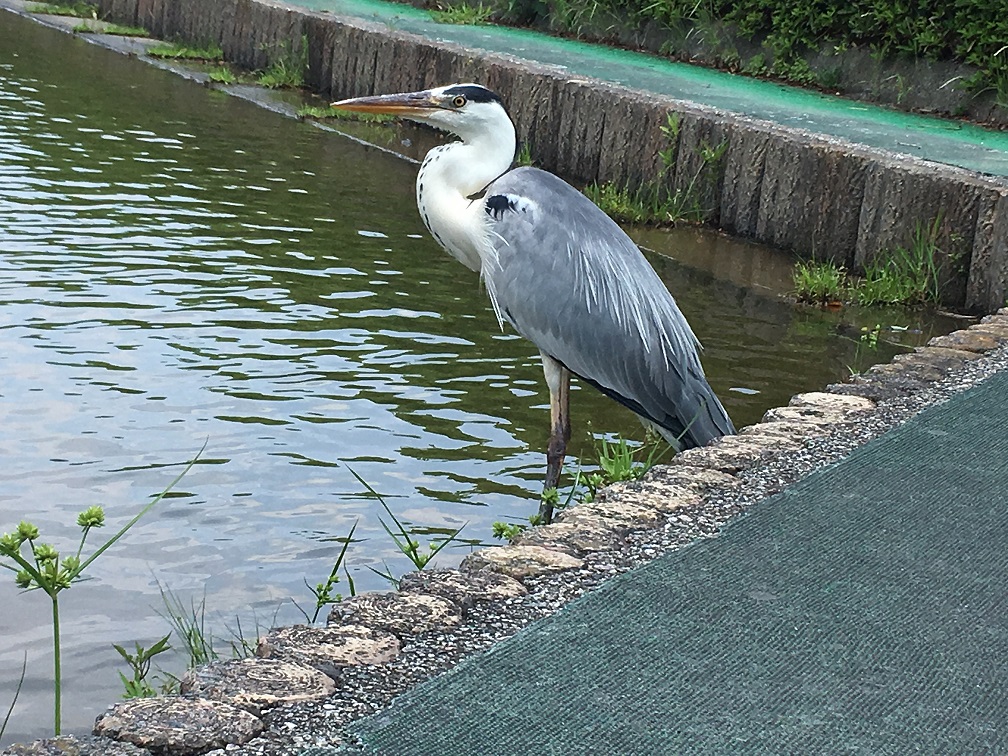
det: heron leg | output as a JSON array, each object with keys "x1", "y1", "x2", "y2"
[{"x1": 540, "y1": 355, "x2": 571, "y2": 525}]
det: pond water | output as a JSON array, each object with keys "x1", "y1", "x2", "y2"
[{"x1": 0, "y1": 12, "x2": 964, "y2": 745}]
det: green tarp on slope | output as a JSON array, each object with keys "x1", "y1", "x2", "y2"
[{"x1": 348, "y1": 371, "x2": 1008, "y2": 754}]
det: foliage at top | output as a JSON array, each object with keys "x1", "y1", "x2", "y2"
[{"x1": 499, "y1": 0, "x2": 1007, "y2": 106}]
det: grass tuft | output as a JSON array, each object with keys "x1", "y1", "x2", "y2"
[
  {"x1": 297, "y1": 104, "x2": 394, "y2": 124},
  {"x1": 256, "y1": 39, "x2": 308, "y2": 89},
  {"x1": 431, "y1": 2, "x2": 495, "y2": 24},
  {"x1": 27, "y1": 2, "x2": 95, "y2": 17},
  {"x1": 207, "y1": 66, "x2": 237, "y2": 84},
  {"x1": 73, "y1": 21, "x2": 148, "y2": 36},
  {"x1": 584, "y1": 113, "x2": 725, "y2": 226},
  {"x1": 857, "y1": 216, "x2": 943, "y2": 306},
  {"x1": 147, "y1": 41, "x2": 223, "y2": 61},
  {"x1": 793, "y1": 259, "x2": 848, "y2": 305}
]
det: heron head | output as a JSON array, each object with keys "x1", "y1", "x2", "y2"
[{"x1": 332, "y1": 83, "x2": 512, "y2": 143}]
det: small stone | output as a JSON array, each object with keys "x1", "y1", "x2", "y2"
[
  {"x1": 595, "y1": 478, "x2": 701, "y2": 514},
  {"x1": 969, "y1": 322, "x2": 1008, "y2": 340},
  {"x1": 258, "y1": 623, "x2": 401, "y2": 668},
  {"x1": 928, "y1": 330, "x2": 1000, "y2": 353},
  {"x1": 93, "y1": 698, "x2": 262, "y2": 755},
  {"x1": 460, "y1": 545, "x2": 583, "y2": 580},
  {"x1": 180, "y1": 657, "x2": 335, "y2": 716},
  {"x1": 641, "y1": 465, "x2": 738, "y2": 494},
  {"x1": 890, "y1": 348, "x2": 978, "y2": 381},
  {"x1": 732, "y1": 430, "x2": 806, "y2": 450},
  {"x1": 790, "y1": 391, "x2": 875, "y2": 412},
  {"x1": 763, "y1": 391, "x2": 873, "y2": 426},
  {"x1": 562, "y1": 493, "x2": 662, "y2": 526},
  {"x1": 398, "y1": 568, "x2": 527, "y2": 608},
  {"x1": 1, "y1": 736, "x2": 149, "y2": 756},
  {"x1": 901, "y1": 345, "x2": 983, "y2": 364},
  {"x1": 515, "y1": 514, "x2": 626, "y2": 555},
  {"x1": 738, "y1": 420, "x2": 818, "y2": 442},
  {"x1": 669, "y1": 437, "x2": 777, "y2": 474},
  {"x1": 328, "y1": 591, "x2": 462, "y2": 637},
  {"x1": 830, "y1": 366, "x2": 930, "y2": 402}
]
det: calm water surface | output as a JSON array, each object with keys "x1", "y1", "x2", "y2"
[{"x1": 0, "y1": 13, "x2": 962, "y2": 744}]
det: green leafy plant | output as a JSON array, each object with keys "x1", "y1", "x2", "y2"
[
  {"x1": 112, "y1": 635, "x2": 172, "y2": 699},
  {"x1": 793, "y1": 259, "x2": 848, "y2": 305},
  {"x1": 256, "y1": 38, "x2": 308, "y2": 89},
  {"x1": 147, "y1": 41, "x2": 223, "y2": 61},
  {"x1": 857, "y1": 216, "x2": 943, "y2": 306},
  {"x1": 846, "y1": 323, "x2": 883, "y2": 376},
  {"x1": 294, "y1": 521, "x2": 358, "y2": 623},
  {"x1": 207, "y1": 66, "x2": 237, "y2": 84},
  {"x1": 1, "y1": 653, "x2": 27, "y2": 742},
  {"x1": 580, "y1": 435, "x2": 665, "y2": 503},
  {"x1": 296, "y1": 104, "x2": 394, "y2": 123},
  {"x1": 27, "y1": 2, "x2": 96, "y2": 17},
  {"x1": 491, "y1": 521, "x2": 527, "y2": 541},
  {"x1": 72, "y1": 21, "x2": 148, "y2": 36},
  {"x1": 516, "y1": 142, "x2": 535, "y2": 166},
  {"x1": 0, "y1": 453, "x2": 199, "y2": 735},
  {"x1": 431, "y1": 1, "x2": 495, "y2": 24},
  {"x1": 584, "y1": 113, "x2": 725, "y2": 226},
  {"x1": 347, "y1": 467, "x2": 466, "y2": 571}
]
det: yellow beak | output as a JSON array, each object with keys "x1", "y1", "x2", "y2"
[{"x1": 331, "y1": 90, "x2": 443, "y2": 117}]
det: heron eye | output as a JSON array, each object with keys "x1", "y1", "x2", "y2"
[{"x1": 452, "y1": 95, "x2": 466, "y2": 108}]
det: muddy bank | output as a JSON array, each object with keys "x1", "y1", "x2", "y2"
[{"x1": 85, "y1": 0, "x2": 1008, "y2": 314}]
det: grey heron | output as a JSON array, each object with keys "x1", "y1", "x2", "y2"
[{"x1": 333, "y1": 83, "x2": 735, "y2": 522}]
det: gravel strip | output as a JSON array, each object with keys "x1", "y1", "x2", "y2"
[{"x1": 196, "y1": 340, "x2": 1008, "y2": 756}]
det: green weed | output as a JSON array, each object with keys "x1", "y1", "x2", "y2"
[
  {"x1": 27, "y1": 2, "x2": 95, "y2": 17},
  {"x1": 155, "y1": 582, "x2": 261, "y2": 670},
  {"x1": 147, "y1": 41, "x2": 223, "y2": 61},
  {"x1": 347, "y1": 467, "x2": 466, "y2": 571},
  {"x1": 1, "y1": 653, "x2": 27, "y2": 741},
  {"x1": 0, "y1": 452, "x2": 199, "y2": 735},
  {"x1": 256, "y1": 39, "x2": 308, "y2": 89},
  {"x1": 857, "y1": 216, "x2": 943, "y2": 306},
  {"x1": 297, "y1": 104, "x2": 393, "y2": 124},
  {"x1": 516, "y1": 142, "x2": 535, "y2": 167},
  {"x1": 491, "y1": 521, "x2": 528, "y2": 542},
  {"x1": 207, "y1": 66, "x2": 237, "y2": 84},
  {"x1": 846, "y1": 323, "x2": 882, "y2": 376},
  {"x1": 73, "y1": 21, "x2": 148, "y2": 36},
  {"x1": 583, "y1": 181, "x2": 667, "y2": 224},
  {"x1": 295, "y1": 521, "x2": 358, "y2": 624},
  {"x1": 580, "y1": 435, "x2": 664, "y2": 502},
  {"x1": 112, "y1": 635, "x2": 171, "y2": 699},
  {"x1": 431, "y1": 2, "x2": 495, "y2": 25},
  {"x1": 585, "y1": 113, "x2": 725, "y2": 226},
  {"x1": 793, "y1": 259, "x2": 848, "y2": 304}
]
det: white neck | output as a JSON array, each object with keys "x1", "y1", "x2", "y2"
[{"x1": 415, "y1": 113, "x2": 516, "y2": 272}]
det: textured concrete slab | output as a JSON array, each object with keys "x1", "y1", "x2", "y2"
[{"x1": 93, "y1": 698, "x2": 263, "y2": 755}]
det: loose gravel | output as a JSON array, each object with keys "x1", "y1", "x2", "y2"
[{"x1": 203, "y1": 342, "x2": 1008, "y2": 755}]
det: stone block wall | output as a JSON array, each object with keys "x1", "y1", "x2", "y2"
[{"x1": 92, "y1": 0, "x2": 1008, "y2": 312}]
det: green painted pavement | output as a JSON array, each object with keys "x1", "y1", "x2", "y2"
[
  {"x1": 340, "y1": 368, "x2": 1008, "y2": 754},
  {"x1": 297, "y1": 0, "x2": 1008, "y2": 177}
]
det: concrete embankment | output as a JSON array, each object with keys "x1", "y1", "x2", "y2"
[{"x1": 91, "y1": 0, "x2": 1008, "y2": 313}]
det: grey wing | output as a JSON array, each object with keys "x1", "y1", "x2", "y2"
[{"x1": 481, "y1": 166, "x2": 734, "y2": 448}]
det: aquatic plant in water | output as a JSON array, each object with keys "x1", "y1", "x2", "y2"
[{"x1": 0, "y1": 450, "x2": 200, "y2": 735}]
